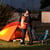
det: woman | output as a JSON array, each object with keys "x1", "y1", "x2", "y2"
[{"x1": 20, "y1": 10, "x2": 33, "y2": 45}]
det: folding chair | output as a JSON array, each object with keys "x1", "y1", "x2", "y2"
[{"x1": 40, "y1": 30, "x2": 49, "y2": 45}]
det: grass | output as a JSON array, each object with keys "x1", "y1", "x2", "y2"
[{"x1": 0, "y1": 40, "x2": 50, "y2": 50}]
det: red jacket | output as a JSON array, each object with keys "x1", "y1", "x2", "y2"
[{"x1": 21, "y1": 16, "x2": 28, "y2": 29}]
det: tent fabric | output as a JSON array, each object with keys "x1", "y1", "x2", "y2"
[
  {"x1": 0, "y1": 25, "x2": 17, "y2": 41},
  {"x1": 0, "y1": 22, "x2": 29, "y2": 41},
  {"x1": 2, "y1": 22, "x2": 20, "y2": 30}
]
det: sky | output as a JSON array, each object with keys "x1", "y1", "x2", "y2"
[{"x1": 0, "y1": 0, "x2": 41, "y2": 11}]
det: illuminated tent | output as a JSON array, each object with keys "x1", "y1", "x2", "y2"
[{"x1": 0, "y1": 22, "x2": 29, "y2": 41}]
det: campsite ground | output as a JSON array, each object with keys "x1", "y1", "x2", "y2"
[{"x1": 0, "y1": 40, "x2": 50, "y2": 50}]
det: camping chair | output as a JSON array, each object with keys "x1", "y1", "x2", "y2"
[{"x1": 40, "y1": 30, "x2": 49, "y2": 45}]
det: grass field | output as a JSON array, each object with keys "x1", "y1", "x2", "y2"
[{"x1": 0, "y1": 40, "x2": 50, "y2": 50}]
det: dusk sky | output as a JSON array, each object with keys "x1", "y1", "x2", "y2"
[{"x1": 0, "y1": 0, "x2": 41, "y2": 11}]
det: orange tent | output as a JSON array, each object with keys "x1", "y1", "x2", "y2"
[{"x1": 0, "y1": 22, "x2": 29, "y2": 41}]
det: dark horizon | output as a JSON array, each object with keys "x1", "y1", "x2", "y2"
[{"x1": 0, "y1": 0, "x2": 41, "y2": 11}]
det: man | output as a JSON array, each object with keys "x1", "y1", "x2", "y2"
[{"x1": 20, "y1": 10, "x2": 33, "y2": 45}]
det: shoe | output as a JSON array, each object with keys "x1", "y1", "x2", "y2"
[
  {"x1": 27, "y1": 43, "x2": 33, "y2": 45},
  {"x1": 21, "y1": 42, "x2": 25, "y2": 44},
  {"x1": 20, "y1": 42, "x2": 25, "y2": 46},
  {"x1": 20, "y1": 40, "x2": 25, "y2": 46}
]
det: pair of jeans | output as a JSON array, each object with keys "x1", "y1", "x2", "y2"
[{"x1": 21, "y1": 24, "x2": 33, "y2": 43}]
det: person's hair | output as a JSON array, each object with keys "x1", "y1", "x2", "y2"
[
  {"x1": 26, "y1": 9, "x2": 30, "y2": 13},
  {"x1": 24, "y1": 9, "x2": 31, "y2": 14}
]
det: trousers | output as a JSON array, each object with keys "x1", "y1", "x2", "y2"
[{"x1": 21, "y1": 24, "x2": 33, "y2": 43}]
